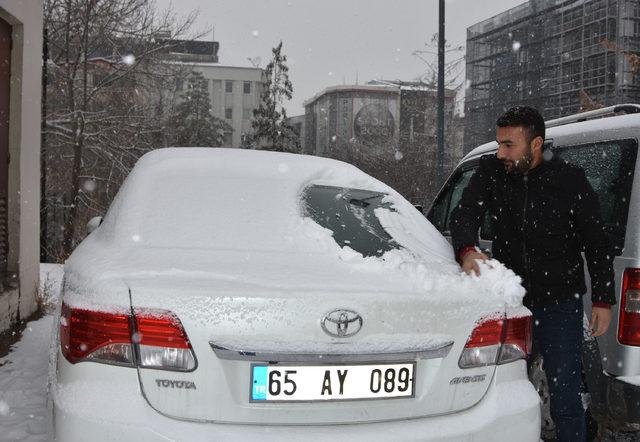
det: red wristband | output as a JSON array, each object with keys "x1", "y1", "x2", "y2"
[
  {"x1": 592, "y1": 302, "x2": 612, "y2": 309},
  {"x1": 458, "y1": 246, "x2": 477, "y2": 263}
]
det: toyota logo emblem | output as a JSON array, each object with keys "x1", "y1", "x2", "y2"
[{"x1": 321, "y1": 309, "x2": 363, "y2": 338}]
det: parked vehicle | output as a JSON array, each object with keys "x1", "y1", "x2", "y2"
[
  {"x1": 49, "y1": 148, "x2": 539, "y2": 441},
  {"x1": 427, "y1": 105, "x2": 640, "y2": 437}
]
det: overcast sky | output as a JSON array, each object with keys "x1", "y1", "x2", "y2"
[{"x1": 156, "y1": 0, "x2": 527, "y2": 115}]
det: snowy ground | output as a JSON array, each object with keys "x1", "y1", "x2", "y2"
[
  {"x1": 0, "y1": 264, "x2": 636, "y2": 441},
  {"x1": 0, "y1": 263, "x2": 62, "y2": 441}
]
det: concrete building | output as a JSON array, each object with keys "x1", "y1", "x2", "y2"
[
  {"x1": 303, "y1": 82, "x2": 460, "y2": 207},
  {"x1": 167, "y1": 40, "x2": 264, "y2": 148},
  {"x1": 465, "y1": 0, "x2": 640, "y2": 152},
  {"x1": 0, "y1": 1, "x2": 43, "y2": 330},
  {"x1": 304, "y1": 84, "x2": 401, "y2": 157}
]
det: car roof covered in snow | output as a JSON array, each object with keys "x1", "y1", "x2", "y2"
[{"x1": 94, "y1": 147, "x2": 438, "y2": 253}]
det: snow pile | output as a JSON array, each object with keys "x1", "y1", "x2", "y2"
[{"x1": 64, "y1": 148, "x2": 526, "y2": 315}]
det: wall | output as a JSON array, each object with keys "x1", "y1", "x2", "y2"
[{"x1": 0, "y1": 0, "x2": 43, "y2": 330}]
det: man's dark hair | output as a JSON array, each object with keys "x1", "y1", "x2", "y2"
[{"x1": 496, "y1": 106, "x2": 545, "y2": 143}]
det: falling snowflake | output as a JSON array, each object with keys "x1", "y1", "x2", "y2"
[
  {"x1": 83, "y1": 179, "x2": 97, "y2": 192},
  {"x1": 394, "y1": 150, "x2": 404, "y2": 161},
  {"x1": 512, "y1": 41, "x2": 521, "y2": 51},
  {"x1": 251, "y1": 30, "x2": 259, "y2": 38},
  {"x1": 122, "y1": 54, "x2": 135, "y2": 65}
]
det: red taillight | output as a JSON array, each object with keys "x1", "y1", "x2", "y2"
[
  {"x1": 619, "y1": 268, "x2": 640, "y2": 346},
  {"x1": 464, "y1": 318, "x2": 503, "y2": 348},
  {"x1": 60, "y1": 302, "x2": 133, "y2": 365},
  {"x1": 459, "y1": 314, "x2": 532, "y2": 368},
  {"x1": 60, "y1": 303, "x2": 196, "y2": 370},
  {"x1": 500, "y1": 316, "x2": 533, "y2": 364},
  {"x1": 135, "y1": 311, "x2": 191, "y2": 348}
]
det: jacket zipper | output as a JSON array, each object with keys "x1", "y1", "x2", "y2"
[{"x1": 522, "y1": 175, "x2": 532, "y2": 296}]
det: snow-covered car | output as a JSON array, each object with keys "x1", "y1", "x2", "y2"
[{"x1": 49, "y1": 148, "x2": 540, "y2": 441}]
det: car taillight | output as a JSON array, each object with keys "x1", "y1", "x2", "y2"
[
  {"x1": 618, "y1": 268, "x2": 640, "y2": 346},
  {"x1": 135, "y1": 310, "x2": 196, "y2": 370},
  {"x1": 459, "y1": 315, "x2": 532, "y2": 369},
  {"x1": 60, "y1": 302, "x2": 134, "y2": 365},
  {"x1": 60, "y1": 302, "x2": 196, "y2": 371}
]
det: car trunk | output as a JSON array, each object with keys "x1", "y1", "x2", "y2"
[{"x1": 125, "y1": 253, "x2": 502, "y2": 425}]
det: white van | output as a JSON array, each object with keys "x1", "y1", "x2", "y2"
[{"x1": 428, "y1": 105, "x2": 640, "y2": 437}]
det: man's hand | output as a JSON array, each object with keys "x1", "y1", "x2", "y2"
[
  {"x1": 590, "y1": 307, "x2": 612, "y2": 337},
  {"x1": 461, "y1": 251, "x2": 489, "y2": 276}
]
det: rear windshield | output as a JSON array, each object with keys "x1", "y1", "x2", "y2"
[{"x1": 302, "y1": 185, "x2": 400, "y2": 257}]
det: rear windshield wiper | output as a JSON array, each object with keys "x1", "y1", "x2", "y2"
[{"x1": 344, "y1": 193, "x2": 384, "y2": 208}]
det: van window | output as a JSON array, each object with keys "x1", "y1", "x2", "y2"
[
  {"x1": 555, "y1": 139, "x2": 638, "y2": 253},
  {"x1": 428, "y1": 166, "x2": 477, "y2": 234}
]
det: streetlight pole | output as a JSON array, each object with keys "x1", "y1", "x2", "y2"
[{"x1": 437, "y1": 0, "x2": 445, "y2": 189}]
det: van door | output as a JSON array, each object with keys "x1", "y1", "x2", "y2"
[
  {"x1": 428, "y1": 160, "x2": 494, "y2": 256},
  {"x1": 553, "y1": 139, "x2": 639, "y2": 376}
]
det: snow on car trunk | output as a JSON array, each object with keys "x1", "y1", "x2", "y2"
[
  {"x1": 123, "y1": 250, "x2": 522, "y2": 424},
  {"x1": 62, "y1": 148, "x2": 527, "y2": 425}
]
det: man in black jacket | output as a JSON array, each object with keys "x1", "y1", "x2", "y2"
[{"x1": 450, "y1": 106, "x2": 614, "y2": 442}]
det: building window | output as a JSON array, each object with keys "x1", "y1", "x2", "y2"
[
  {"x1": 225, "y1": 108, "x2": 233, "y2": 119},
  {"x1": 243, "y1": 81, "x2": 251, "y2": 94},
  {"x1": 225, "y1": 81, "x2": 233, "y2": 93},
  {"x1": 176, "y1": 78, "x2": 183, "y2": 91},
  {"x1": 224, "y1": 132, "x2": 233, "y2": 146}
]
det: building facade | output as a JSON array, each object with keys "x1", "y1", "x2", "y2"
[
  {"x1": 0, "y1": 1, "x2": 43, "y2": 330},
  {"x1": 304, "y1": 82, "x2": 460, "y2": 207},
  {"x1": 304, "y1": 85, "x2": 401, "y2": 158},
  {"x1": 167, "y1": 40, "x2": 264, "y2": 148},
  {"x1": 465, "y1": 0, "x2": 640, "y2": 152}
]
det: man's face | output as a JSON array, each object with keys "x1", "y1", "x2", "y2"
[{"x1": 496, "y1": 126, "x2": 535, "y2": 174}]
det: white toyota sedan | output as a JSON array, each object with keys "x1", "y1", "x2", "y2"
[{"x1": 49, "y1": 148, "x2": 540, "y2": 441}]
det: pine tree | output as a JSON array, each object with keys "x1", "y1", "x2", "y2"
[
  {"x1": 250, "y1": 41, "x2": 299, "y2": 152},
  {"x1": 172, "y1": 71, "x2": 232, "y2": 147}
]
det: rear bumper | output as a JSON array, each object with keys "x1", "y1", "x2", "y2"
[
  {"x1": 52, "y1": 361, "x2": 540, "y2": 442},
  {"x1": 603, "y1": 373, "x2": 640, "y2": 428}
]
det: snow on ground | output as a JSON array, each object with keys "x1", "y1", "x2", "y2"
[{"x1": 0, "y1": 264, "x2": 62, "y2": 441}]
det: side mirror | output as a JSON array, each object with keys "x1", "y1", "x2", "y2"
[{"x1": 86, "y1": 216, "x2": 103, "y2": 235}]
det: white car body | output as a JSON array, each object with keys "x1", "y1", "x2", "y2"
[{"x1": 49, "y1": 148, "x2": 540, "y2": 441}]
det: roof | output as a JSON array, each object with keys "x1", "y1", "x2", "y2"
[
  {"x1": 462, "y1": 112, "x2": 640, "y2": 162},
  {"x1": 303, "y1": 84, "x2": 400, "y2": 108}
]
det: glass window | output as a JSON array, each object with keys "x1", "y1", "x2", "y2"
[
  {"x1": 225, "y1": 81, "x2": 233, "y2": 93},
  {"x1": 302, "y1": 185, "x2": 400, "y2": 257},
  {"x1": 428, "y1": 166, "x2": 477, "y2": 234},
  {"x1": 243, "y1": 81, "x2": 251, "y2": 94},
  {"x1": 555, "y1": 139, "x2": 638, "y2": 253},
  {"x1": 225, "y1": 108, "x2": 233, "y2": 119}
]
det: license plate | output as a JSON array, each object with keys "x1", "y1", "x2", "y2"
[{"x1": 250, "y1": 363, "x2": 415, "y2": 402}]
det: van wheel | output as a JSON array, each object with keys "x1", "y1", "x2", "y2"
[{"x1": 529, "y1": 354, "x2": 556, "y2": 440}]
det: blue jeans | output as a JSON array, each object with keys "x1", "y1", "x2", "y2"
[{"x1": 530, "y1": 298, "x2": 586, "y2": 442}]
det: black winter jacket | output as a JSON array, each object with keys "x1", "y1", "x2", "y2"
[{"x1": 450, "y1": 154, "x2": 616, "y2": 308}]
